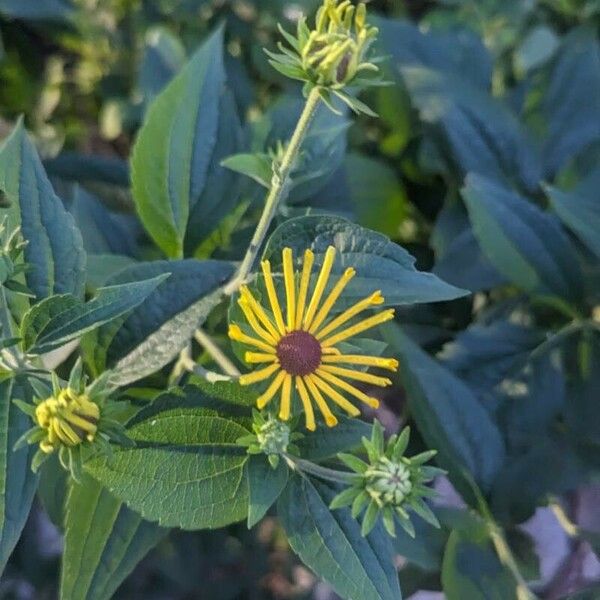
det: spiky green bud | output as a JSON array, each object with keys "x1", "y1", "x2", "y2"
[{"x1": 331, "y1": 421, "x2": 445, "y2": 538}]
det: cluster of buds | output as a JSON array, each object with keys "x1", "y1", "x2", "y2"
[
  {"x1": 237, "y1": 410, "x2": 302, "y2": 468},
  {"x1": 14, "y1": 360, "x2": 131, "y2": 479},
  {"x1": 0, "y1": 216, "x2": 32, "y2": 298},
  {"x1": 331, "y1": 421, "x2": 443, "y2": 537},
  {"x1": 301, "y1": 0, "x2": 378, "y2": 88},
  {"x1": 267, "y1": 0, "x2": 382, "y2": 113}
]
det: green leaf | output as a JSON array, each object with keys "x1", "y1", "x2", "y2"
[
  {"x1": 344, "y1": 154, "x2": 411, "y2": 238},
  {"x1": 81, "y1": 259, "x2": 233, "y2": 382},
  {"x1": 382, "y1": 323, "x2": 506, "y2": 495},
  {"x1": 377, "y1": 19, "x2": 540, "y2": 191},
  {"x1": 463, "y1": 173, "x2": 583, "y2": 302},
  {"x1": 0, "y1": 375, "x2": 40, "y2": 572},
  {"x1": 0, "y1": 119, "x2": 86, "y2": 300},
  {"x1": 85, "y1": 390, "x2": 250, "y2": 529},
  {"x1": 0, "y1": 0, "x2": 73, "y2": 21},
  {"x1": 60, "y1": 473, "x2": 166, "y2": 600},
  {"x1": 278, "y1": 475, "x2": 401, "y2": 600},
  {"x1": 38, "y1": 454, "x2": 68, "y2": 529},
  {"x1": 442, "y1": 525, "x2": 519, "y2": 600},
  {"x1": 221, "y1": 153, "x2": 272, "y2": 188},
  {"x1": 546, "y1": 168, "x2": 600, "y2": 259},
  {"x1": 264, "y1": 215, "x2": 468, "y2": 308},
  {"x1": 131, "y1": 27, "x2": 239, "y2": 258},
  {"x1": 247, "y1": 455, "x2": 288, "y2": 528},
  {"x1": 542, "y1": 30, "x2": 600, "y2": 175},
  {"x1": 21, "y1": 274, "x2": 168, "y2": 354},
  {"x1": 295, "y1": 415, "x2": 370, "y2": 461}
]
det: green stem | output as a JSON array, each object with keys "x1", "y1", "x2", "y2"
[
  {"x1": 488, "y1": 525, "x2": 538, "y2": 600},
  {"x1": 0, "y1": 286, "x2": 23, "y2": 369},
  {"x1": 223, "y1": 86, "x2": 322, "y2": 295},
  {"x1": 286, "y1": 455, "x2": 356, "y2": 485},
  {"x1": 194, "y1": 328, "x2": 240, "y2": 377}
]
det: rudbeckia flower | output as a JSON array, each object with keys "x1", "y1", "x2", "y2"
[{"x1": 228, "y1": 246, "x2": 398, "y2": 431}]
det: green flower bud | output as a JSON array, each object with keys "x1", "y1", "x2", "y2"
[
  {"x1": 237, "y1": 410, "x2": 302, "y2": 468},
  {"x1": 330, "y1": 421, "x2": 445, "y2": 538}
]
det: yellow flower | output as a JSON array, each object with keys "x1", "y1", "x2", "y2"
[
  {"x1": 35, "y1": 389, "x2": 100, "y2": 454},
  {"x1": 229, "y1": 246, "x2": 398, "y2": 431}
]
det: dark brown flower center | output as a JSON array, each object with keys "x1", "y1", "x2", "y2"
[{"x1": 276, "y1": 330, "x2": 322, "y2": 376}]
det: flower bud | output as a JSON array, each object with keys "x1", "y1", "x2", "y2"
[{"x1": 35, "y1": 389, "x2": 100, "y2": 454}]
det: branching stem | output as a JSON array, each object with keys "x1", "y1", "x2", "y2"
[{"x1": 223, "y1": 86, "x2": 322, "y2": 295}]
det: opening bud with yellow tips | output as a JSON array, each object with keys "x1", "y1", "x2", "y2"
[
  {"x1": 13, "y1": 359, "x2": 133, "y2": 481},
  {"x1": 267, "y1": 0, "x2": 384, "y2": 115}
]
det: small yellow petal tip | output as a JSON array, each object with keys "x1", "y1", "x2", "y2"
[
  {"x1": 228, "y1": 324, "x2": 242, "y2": 340},
  {"x1": 325, "y1": 414, "x2": 338, "y2": 427},
  {"x1": 367, "y1": 397, "x2": 380, "y2": 409},
  {"x1": 371, "y1": 291, "x2": 385, "y2": 305}
]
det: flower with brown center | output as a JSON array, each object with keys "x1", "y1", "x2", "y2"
[{"x1": 228, "y1": 246, "x2": 398, "y2": 431}]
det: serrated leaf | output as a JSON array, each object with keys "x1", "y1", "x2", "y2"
[
  {"x1": 60, "y1": 473, "x2": 167, "y2": 600},
  {"x1": 21, "y1": 274, "x2": 168, "y2": 354},
  {"x1": 264, "y1": 215, "x2": 468, "y2": 308},
  {"x1": 382, "y1": 323, "x2": 506, "y2": 496},
  {"x1": 0, "y1": 119, "x2": 86, "y2": 300},
  {"x1": 463, "y1": 173, "x2": 584, "y2": 302},
  {"x1": 85, "y1": 387, "x2": 251, "y2": 529},
  {"x1": 81, "y1": 259, "x2": 233, "y2": 382},
  {"x1": 278, "y1": 475, "x2": 401, "y2": 600},
  {"x1": 0, "y1": 375, "x2": 40, "y2": 573},
  {"x1": 131, "y1": 27, "x2": 241, "y2": 258},
  {"x1": 247, "y1": 455, "x2": 288, "y2": 528}
]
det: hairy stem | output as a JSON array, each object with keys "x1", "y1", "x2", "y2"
[
  {"x1": 285, "y1": 454, "x2": 356, "y2": 485},
  {"x1": 223, "y1": 86, "x2": 322, "y2": 295},
  {"x1": 194, "y1": 328, "x2": 240, "y2": 377}
]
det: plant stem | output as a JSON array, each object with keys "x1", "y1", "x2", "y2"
[
  {"x1": 285, "y1": 454, "x2": 356, "y2": 485},
  {"x1": 177, "y1": 351, "x2": 233, "y2": 383},
  {"x1": 223, "y1": 86, "x2": 322, "y2": 295},
  {"x1": 488, "y1": 525, "x2": 538, "y2": 600},
  {"x1": 0, "y1": 286, "x2": 24, "y2": 369},
  {"x1": 194, "y1": 328, "x2": 240, "y2": 377}
]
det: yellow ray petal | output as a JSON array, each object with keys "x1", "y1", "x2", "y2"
[
  {"x1": 315, "y1": 368, "x2": 380, "y2": 408},
  {"x1": 245, "y1": 352, "x2": 278, "y2": 364},
  {"x1": 321, "y1": 354, "x2": 399, "y2": 371},
  {"x1": 238, "y1": 298, "x2": 277, "y2": 345},
  {"x1": 315, "y1": 290, "x2": 384, "y2": 340},
  {"x1": 310, "y1": 373, "x2": 360, "y2": 417},
  {"x1": 321, "y1": 309, "x2": 395, "y2": 347},
  {"x1": 302, "y1": 246, "x2": 336, "y2": 330},
  {"x1": 261, "y1": 260, "x2": 286, "y2": 334},
  {"x1": 295, "y1": 376, "x2": 316, "y2": 431},
  {"x1": 319, "y1": 364, "x2": 392, "y2": 387},
  {"x1": 295, "y1": 249, "x2": 314, "y2": 329},
  {"x1": 228, "y1": 324, "x2": 276, "y2": 354},
  {"x1": 257, "y1": 370, "x2": 287, "y2": 409},
  {"x1": 279, "y1": 374, "x2": 293, "y2": 421},
  {"x1": 240, "y1": 286, "x2": 281, "y2": 341},
  {"x1": 304, "y1": 374, "x2": 338, "y2": 427},
  {"x1": 282, "y1": 248, "x2": 296, "y2": 332},
  {"x1": 308, "y1": 267, "x2": 355, "y2": 334},
  {"x1": 239, "y1": 362, "x2": 280, "y2": 386}
]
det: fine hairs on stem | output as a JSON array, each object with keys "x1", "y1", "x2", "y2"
[{"x1": 223, "y1": 86, "x2": 322, "y2": 295}]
